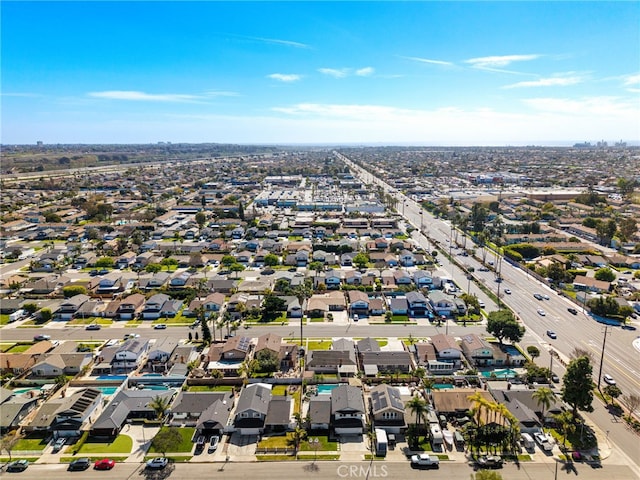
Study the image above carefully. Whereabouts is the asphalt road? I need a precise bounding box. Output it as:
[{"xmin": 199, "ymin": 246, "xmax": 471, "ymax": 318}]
[{"xmin": 2, "ymin": 461, "xmax": 638, "ymax": 480}]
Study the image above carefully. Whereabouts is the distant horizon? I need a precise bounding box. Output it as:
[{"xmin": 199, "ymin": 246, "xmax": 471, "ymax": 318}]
[{"xmin": 2, "ymin": 2, "xmax": 639, "ymax": 145}]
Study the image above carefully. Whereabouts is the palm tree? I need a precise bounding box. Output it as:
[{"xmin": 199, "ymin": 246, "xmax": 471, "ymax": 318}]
[
  {"xmin": 289, "ymin": 426, "xmax": 307, "ymax": 455},
  {"xmin": 553, "ymin": 411, "xmax": 575, "ymax": 448},
  {"xmin": 407, "ymin": 395, "xmax": 428, "ymax": 445},
  {"xmin": 467, "ymin": 391, "xmax": 488, "ymax": 425},
  {"xmin": 532, "ymin": 387, "xmax": 555, "ymax": 424},
  {"xmin": 149, "ymin": 395, "xmax": 171, "ymax": 420}
]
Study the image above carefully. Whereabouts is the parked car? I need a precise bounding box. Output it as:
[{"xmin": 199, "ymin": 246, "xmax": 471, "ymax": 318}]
[
  {"xmin": 477, "ymin": 455, "xmax": 503, "ymax": 469},
  {"xmin": 154, "ymin": 323, "xmax": 167, "ymax": 329},
  {"xmin": 410, "ymin": 453, "xmax": 440, "ymax": 468},
  {"xmin": 551, "ymin": 373, "xmax": 560, "ymax": 383},
  {"xmin": 94, "ymin": 458, "xmax": 115, "ymax": 470},
  {"xmin": 145, "ymin": 457, "xmax": 168, "ymax": 470},
  {"xmin": 534, "ymin": 432, "xmax": 553, "ymax": 451},
  {"xmin": 546, "ymin": 330, "xmax": 557, "ymax": 339},
  {"xmin": 6, "ymin": 460, "xmax": 29, "ymax": 472},
  {"xmin": 68, "ymin": 458, "xmax": 91, "ymax": 471},
  {"xmin": 603, "ymin": 374, "xmax": 616, "ymax": 385},
  {"xmin": 194, "ymin": 435, "xmax": 206, "ymax": 454},
  {"xmin": 86, "ymin": 323, "xmax": 101, "ymax": 330},
  {"xmin": 208, "ymin": 435, "xmax": 219, "ymax": 453},
  {"xmin": 33, "ymin": 334, "xmax": 51, "ymax": 341},
  {"xmin": 52, "ymin": 437, "xmax": 66, "ymax": 452}
]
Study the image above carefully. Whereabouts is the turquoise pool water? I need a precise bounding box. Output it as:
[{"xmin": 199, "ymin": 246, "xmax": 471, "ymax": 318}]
[
  {"xmin": 433, "ymin": 384, "xmax": 454, "ymax": 390},
  {"xmin": 13, "ymin": 387, "xmax": 40, "ymax": 395},
  {"xmin": 96, "ymin": 386, "xmax": 118, "ymax": 395},
  {"xmin": 317, "ymin": 384, "xmax": 339, "ymax": 394},
  {"xmin": 481, "ymin": 369, "xmax": 518, "ymax": 378}
]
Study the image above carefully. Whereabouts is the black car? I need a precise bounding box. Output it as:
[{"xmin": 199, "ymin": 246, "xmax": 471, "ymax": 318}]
[
  {"xmin": 6, "ymin": 460, "xmax": 29, "ymax": 472},
  {"xmin": 567, "ymin": 307, "xmax": 578, "ymax": 315},
  {"xmin": 68, "ymin": 458, "xmax": 91, "ymax": 471}
]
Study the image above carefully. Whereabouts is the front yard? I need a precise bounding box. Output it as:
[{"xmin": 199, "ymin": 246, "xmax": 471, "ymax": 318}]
[
  {"xmin": 147, "ymin": 427, "xmax": 195, "ymax": 453},
  {"xmin": 74, "ymin": 434, "xmax": 133, "ymax": 454}
]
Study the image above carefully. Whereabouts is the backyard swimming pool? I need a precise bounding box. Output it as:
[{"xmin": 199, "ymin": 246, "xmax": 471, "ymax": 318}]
[
  {"xmin": 481, "ymin": 368, "xmax": 519, "ymax": 378},
  {"xmin": 96, "ymin": 375, "xmax": 128, "ymax": 381},
  {"xmin": 317, "ymin": 384, "xmax": 339, "ymax": 394},
  {"xmin": 95, "ymin": 386, "xmax": 118, "ymax": 395}
]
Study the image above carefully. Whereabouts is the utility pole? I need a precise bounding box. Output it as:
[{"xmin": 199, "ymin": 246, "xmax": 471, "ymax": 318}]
[{"xmin": 596, "ymin": 326, "xmax": 611, "ymax": 390}]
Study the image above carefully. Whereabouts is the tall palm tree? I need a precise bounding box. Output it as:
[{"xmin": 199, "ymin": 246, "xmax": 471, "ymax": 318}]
[
  {"xmin": 532, "ymin": 387, "xmax": 555, "ymax": 424},
  {"xmin": 148, "ymin": 395, "xmax": 171, "ymax": 420},
  {"xmin": 407, "ymin": 395, "xmax": 428, "ymax": 442},
  {"xmin": 552, "ymin": 411, "xmax": 576, "ymax": 448},
  {"xmin": 467, "ymin": 391, "xmax": 488, "ymax": 425}
]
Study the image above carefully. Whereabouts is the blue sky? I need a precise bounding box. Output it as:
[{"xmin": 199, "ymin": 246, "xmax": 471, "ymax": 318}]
[{"xmin": 2, "ymin": 1, "xmax": 639, "ymax": 145}]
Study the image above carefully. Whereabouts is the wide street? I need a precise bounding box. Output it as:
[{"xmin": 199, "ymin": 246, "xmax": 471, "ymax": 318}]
[{"xmin": 1, "ymin": 460, "xmax": 637, "ymax": 480}]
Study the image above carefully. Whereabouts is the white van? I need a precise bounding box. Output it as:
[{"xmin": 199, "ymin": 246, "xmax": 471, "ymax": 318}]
[{"xmin": 521, "ymin": 433, "xmax": 534, "ymax": 450}]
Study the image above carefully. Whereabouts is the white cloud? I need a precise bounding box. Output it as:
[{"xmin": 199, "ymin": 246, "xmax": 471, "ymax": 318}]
[
  {"xmin": 401, "ymin": 56, "xmax": 454, "ymax": 66},
  {"xmin": 355, "ymin": 67, "xmax": 374, "ymax": 77},
  {"xmin": 267, "ymin": 73, "xmax": 302, "ymax": 82},
  {"xmin": 623, "ymin": 73, "xmax": 640, "ymax": 86},
  {"xmin": 318, "ymin": 68, "xmax": 349, "ymax": 78},
  {"xmin": 502, "ymin": 76, "xmax": 584, "ymax": 89},
  {"xmin": 204, "ymin": 91, "xmax": 239, "ymax": 97},
  {"xmin": 88, "ymin": 90, "xmax": 201, "ymax": 102},
  {"xmin": 465, "ymin": 54, "xmax": 541, "ymax": 68},
  {"xmin": 0, "ymin": 92, "xmax": 43, "ymax": 97},
  {"xmin": 252, "ymin": 37, "xmax": 310, "ymax": 49},
  {"xmin": 522, "ymin": 96, "xmax": 637, "ymax": 117}
]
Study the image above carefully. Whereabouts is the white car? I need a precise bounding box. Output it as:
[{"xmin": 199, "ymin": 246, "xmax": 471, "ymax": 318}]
[
  {"xmin": 537, "ymin": 309, "xmax": 546, "ymax": 316},
  {"xmin": 504, "ymin": 288, "xmax": 511, "ymax": 294},
  {"xmin": 410, "ymin": 453, "xmax": 440, "ymax": 468},
  {"xmin": 533, "ymin": 432, "xmax": 553, "ymax": 451},
  {"xmin": 603, "ymin": 374, "xmax": 616, "ymax": 385}
]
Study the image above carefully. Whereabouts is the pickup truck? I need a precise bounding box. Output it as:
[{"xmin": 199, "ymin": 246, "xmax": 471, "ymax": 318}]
[{"xmin": 410, "ymin": 453, "xmax": 440, "ymax": 468}]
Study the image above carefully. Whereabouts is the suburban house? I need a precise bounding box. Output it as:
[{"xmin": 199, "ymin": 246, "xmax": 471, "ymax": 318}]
[
  {"xmin": 431, "ymin": 389, "xmax": 494, "ymax": 417},
  {"xmin": 308, "ymin": 395, "xmax": 331, "ymax": 431},
  {"xmin": 306, "ymin": 338, "xmax": 358, "ymax": 376},
  {"xmin": 117, "ymin": 293, "xmax": 146, "ymax": 320},
  {"xmin": 331, "ymin": 385, "xmax": 365, "ymax": 435},
  {"xmin": 147, "ymin": 338, "xmax": 179, "ymax": 372},
  {"xmin": 413, "ymin": 270, "xmax": 433, "ymax": 288},
  {"xmin": 369, "ymin": 384, "xmax": 406, "ymax": 434},
  {"xmin": 306, "ymin": 291, "xmax": 347, "ymax": 316},
  {"xmin": 428, "ymin": 290, "xmax": 457, "ymax": 316},
  {"xmin": 202, "ymin": 292, "xmax": 226, "ymax": 316},
  {"xmin": 430, "ymin": 334, "xmax": 463, "ymax": 370},
  {"xmin": 116, "ymin": 251, "xmax": 136, "ymax": 269},
  {"xmin": 265, "ymin": 395, "xmax": 293, "ymax": 432},
  {"xmin": 57, "ymin": 294, "xmax": 91, "ymax": 320},
  {"xmin": 572, "ymin": 275, "xmax": 612, "ymax": 293},
  {"xmin": 31, "ymin": 353, "xmax": 92, "ymax": 377},
  {"xmin": 406, "ymin": 291, "xmax": 429, "ymax": 317},
  {"xmin": 111, "ymin": 338, "xmax": 149, "ymax": 373},
  {"xmin": 0, "ymin": 388, "xmax": 39, "ymax": 432},
  {"xmin": 141, "ymin": 293, "xmax": 171, "ymax": 320},
  {"xmin": 222, "ymin": 336, "xmax": 252, "ymax": 361},
  {"xmin": 460, "ymin": 334, "xmax": 494, "ymax": 367},
  {"xmin": 489, "ymin": 386, "xmax": 564, "ymax": 430},
  {"xmin": 170, "ymin": 391, "xmax": 234, "ymax": 438},
  {"xmin": 27, "ymin": 388, "xmax": 102, "ymax": 438},
  {"xmin": 360, "ymin": 350, "xmax": 413, "ymax": 376},
  {"xmin": 348, "ymin": 290, "xmax": 370, "ymax": 317},
  {"xmin": 234, "ymin": 383, "xmax": 272, "ymax": 435},
  {"xmin": 92, "ymin": 389, "xmax": 175, "ymax": 437}
]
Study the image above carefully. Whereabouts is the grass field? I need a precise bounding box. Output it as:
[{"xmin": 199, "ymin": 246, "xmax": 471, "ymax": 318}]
[
  {"xmin": 75, "ymin": 434, "xmax": 133, "ymax": 454},
  {"xmin": 14, "ymin": 436, "xmax": 48, "ymax": 451},
  {"xmin": 147, "ymin": 427, "xmax": 195, "ymax": 453},
  {"xmin": 187, "ymin": 385, "xmax": 234, "ymax": 392},
  {"xmin": 4, "ymin": 343, "xmax": 34, "ymax": 353}
]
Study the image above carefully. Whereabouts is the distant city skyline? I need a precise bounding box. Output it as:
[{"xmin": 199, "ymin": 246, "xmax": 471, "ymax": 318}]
[{"xmin": 2, "ymin": 1, "xmax": 639, "ymax": 145}]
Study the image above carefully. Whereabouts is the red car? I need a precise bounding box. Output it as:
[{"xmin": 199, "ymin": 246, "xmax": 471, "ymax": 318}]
[{"xmin": 94, "ymin": 458, "xmax": 115, "ymax": 470}]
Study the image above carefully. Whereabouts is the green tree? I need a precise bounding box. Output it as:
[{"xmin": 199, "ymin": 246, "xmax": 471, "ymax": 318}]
[
  {"xmin": 406, "ymin": 396, "xmax": 428, "ymax": 446},
  {"xmin": 603, "ymin": 384, "xmax": 622, "ymax": 405},
  {"xmin": 594, "ymin": 267, "xmax": 616, "ymax": 282},
  {"xmin": 62, "ymin": 285, "xmax": 87, "ymax": 298},
  {"xmin": 229, "ymin": 262, "xmax": 245, "ymax": 278},
  {"xmin": 532, "ymin": 387, "xmax": 555, "ymax": 422},
  {"xmin": 262, "ymin": 294, "xmax": 287, "ymax": 316},
  {"xmin": 221, "ymin": 255, "xmax": 236, "ymax": 267},
  {"xmin": 95, "ymin": 256, "xmax": 115, "ymax": 268},
  {"xmin": 552, "ymin": 410, "xmax": 576, "ymax": 447},
  {"xmin": 195, "ymin": 211, "xmax": 207, "ymax": 229},
  {"xmin": 160, "ymin": 257, "xmax": 178, "ymax": 270},
  {"xmin": 39, "ymin": 308, "xmax": 53, "ymax": 322},
  {"xmin": 149, "ymin": 395, "xmax": 171, "ymax": 420},
  {"xmin": 145, "ymin": 263, "xmax": 162, "ymax": 273},
  {"xmin": 238, "ymin": 201, "xmax": 245, "ymax": 221},
  {"xmin": 264, "ymin": 253, "xmax": 280, "ymax": 267},
  {"xmin": 486, "ymin": 310, "xmax": 525, "ymax": 345},
  {"xmin": 526, "ymin": 345, "xmax": 540, "ymax": 360},
  {"xmin": 562, "ymin": 356, "xmax": 594, "ymax": 417},
  {"xmin": 151, "ymin": 427, "xmax": 183, "ymax": 456},
  {"xmin": 23, "ymin": 303, "xmax": 38, "ymax": 314},
  {"xmin": 254, "ymin": 349, "xmax": 279, "ymax": 373},
  {"xmin": 352, "ymin": 252, "xmax": 369, "ymax": 269}
]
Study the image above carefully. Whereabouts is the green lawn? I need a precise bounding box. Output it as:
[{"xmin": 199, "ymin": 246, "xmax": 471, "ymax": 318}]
[
  {"xmin": 76, "ymin": 434, "xmax": 133, "ymax": 454},
  {"xmin": 187, "ymin": 385, "xmax": 234, "ymax": 392},
  {"xmin": 68, "ymin": 317, "xmax": 113, "ymax": 325},
  {"xmin": 5, "ymin": 343, "xmax": 34, "ymax": 353},
  {"xmin": 14, "ymin": 437, "xmax": 48, "ymax": 451},
  {"xmin": 306, "ymin": 340, "xmax": 332, "ymax": 350},
  {"xmin": 0, "ymin": 314, "xmax": 11, "ymax": 326},
  {"xmin": 271, "ymin": 385, "xmax": 288, "ymax": 396},
  {"xmin": 147, "ymin": 427, "xmax": 195, "ymax": 453},
  {"xmin": 299, "ymin": 435, "xmax": 337, "ymax": 452}
]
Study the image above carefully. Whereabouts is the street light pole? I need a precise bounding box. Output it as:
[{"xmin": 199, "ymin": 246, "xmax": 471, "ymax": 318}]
[{"xmin": 596, "ymin": 326, "xmax": 611, "ymax": 391}]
